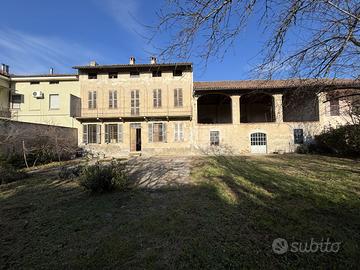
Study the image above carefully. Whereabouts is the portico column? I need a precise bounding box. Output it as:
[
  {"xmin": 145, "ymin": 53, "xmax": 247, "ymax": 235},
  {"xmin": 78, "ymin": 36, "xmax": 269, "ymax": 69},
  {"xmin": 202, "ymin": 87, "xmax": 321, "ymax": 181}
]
[
  {"xmin": 273, "ymin": 94, "xmax": 283, "ymax": 123},
  {"xmin": 231, "ymin": 95, "xmax": 241, "ymax": 124},
  {"xmin": 317, "ymin": 92, "xmax": 326, "ymax": 125}
]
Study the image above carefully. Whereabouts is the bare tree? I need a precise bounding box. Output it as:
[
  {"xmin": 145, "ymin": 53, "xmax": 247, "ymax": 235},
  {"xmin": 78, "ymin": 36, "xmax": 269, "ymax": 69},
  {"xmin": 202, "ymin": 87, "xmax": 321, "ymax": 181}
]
[{"xmin": 153, "ymin": 0, "xmax": 360, "ymax": 79}]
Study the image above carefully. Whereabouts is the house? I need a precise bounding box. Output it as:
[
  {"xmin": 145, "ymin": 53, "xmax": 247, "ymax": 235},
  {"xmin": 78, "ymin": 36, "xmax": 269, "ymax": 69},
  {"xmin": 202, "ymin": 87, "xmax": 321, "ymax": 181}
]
[
  {"xmin": 0, "ymin": 64, "xmax": 11, "ymax": 118},
  {"xmin": 1, "ymin": 58, "xmax": 359, "ymax": 156}
]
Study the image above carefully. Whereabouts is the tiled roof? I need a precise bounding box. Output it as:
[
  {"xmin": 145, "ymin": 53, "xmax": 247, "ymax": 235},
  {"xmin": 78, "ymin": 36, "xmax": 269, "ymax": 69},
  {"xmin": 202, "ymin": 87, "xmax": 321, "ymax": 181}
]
[
  {"xmin": 11, "ymin": 74, "xmax": 77, "ymax": 78},
  {"xmin": 194, "ymin": 79, "xmax": 360, "ymax": 90},
  {"xmin": 73, "ymin": 62, "xmax": 192, "ymax": 70}
]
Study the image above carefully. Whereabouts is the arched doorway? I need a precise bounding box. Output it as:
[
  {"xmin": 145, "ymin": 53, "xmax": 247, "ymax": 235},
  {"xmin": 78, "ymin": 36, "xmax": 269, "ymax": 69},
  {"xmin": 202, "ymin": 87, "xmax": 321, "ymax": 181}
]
[
  {"xmin": 240, "ymin": 93, "xmax": 275, "ymax": 123},
  {"xmin": 250, "ymin": 132, "xmax": 267, "ymax": 153},
  {"xmin": 197, "ymin": 94, "xmax": 232, "ymax": 123}
]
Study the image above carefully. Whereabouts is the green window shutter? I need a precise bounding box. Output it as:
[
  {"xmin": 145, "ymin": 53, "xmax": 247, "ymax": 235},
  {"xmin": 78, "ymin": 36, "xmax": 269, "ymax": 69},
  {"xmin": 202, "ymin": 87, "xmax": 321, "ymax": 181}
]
[
  {"xmin": 105, "ymin": 124, "xmax": 109, "ymax": 143},
  {"xmin": 118, "ymin": 124, "xmax": 123, "ymax": 143},
  {"xmin": 96, "ymin": 124, "xmax": 101, "ymax": 144},
  {"xmin": 83, "ymin": 125, "xmax": 88, "ymax": 144},
  {"xmin": 148, "ymin": 123, "xmax": 153, "ymax": 143}
]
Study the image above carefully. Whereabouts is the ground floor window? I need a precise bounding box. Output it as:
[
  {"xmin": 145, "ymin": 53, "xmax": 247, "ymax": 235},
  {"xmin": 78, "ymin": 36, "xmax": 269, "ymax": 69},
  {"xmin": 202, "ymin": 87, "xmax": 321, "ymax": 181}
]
[
  {"xmin": 148, "ymin": 123, "xmax": 167, "ymax": 142},
  {"xmin": 294, "ymin": 129, "xmax": 304, "ymax": 144},
  {"xmin": 83, "ymin": 124, "xmax": 100, "ymax": 144},
  {"xmin": 174, "ymin": 122, "xmax": 184, "ymax": 142},
  {"xmin": 105, "ymin": 124, "xmax": 123, "ymax": 143},
  {"xmin": 210, "ymin": 131, "xmax": 220, "ymax": 146}
]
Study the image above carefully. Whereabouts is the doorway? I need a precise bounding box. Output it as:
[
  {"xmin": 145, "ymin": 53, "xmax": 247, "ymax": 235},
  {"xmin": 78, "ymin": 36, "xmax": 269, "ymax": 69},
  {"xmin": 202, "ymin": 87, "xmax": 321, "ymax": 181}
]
[
  {"xmin": 250, "ymin": 132, "xmax": 267, "ymax": 154},
  {"xmin": 130, "ymin": 123, "xmax": 141, "ymax": 152}
]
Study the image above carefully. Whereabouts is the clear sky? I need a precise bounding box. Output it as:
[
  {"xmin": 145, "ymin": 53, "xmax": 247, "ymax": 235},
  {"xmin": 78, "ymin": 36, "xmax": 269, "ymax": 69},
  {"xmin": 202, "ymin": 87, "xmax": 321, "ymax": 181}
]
[{"xmin": 0, "ymin": 0, "xmax": 267, "ymax": 81}]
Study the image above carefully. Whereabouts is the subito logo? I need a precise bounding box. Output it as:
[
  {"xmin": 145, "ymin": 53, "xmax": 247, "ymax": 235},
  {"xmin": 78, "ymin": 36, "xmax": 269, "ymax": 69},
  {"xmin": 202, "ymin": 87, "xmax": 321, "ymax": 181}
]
[{"xmin": 272, "ymin": 238, "xmax": 288, "ymax": 254}]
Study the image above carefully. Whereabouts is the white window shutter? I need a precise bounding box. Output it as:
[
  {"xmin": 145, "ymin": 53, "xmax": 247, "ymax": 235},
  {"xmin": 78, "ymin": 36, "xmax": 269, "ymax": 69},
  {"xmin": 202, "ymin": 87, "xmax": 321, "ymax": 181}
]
[
  {"xmin": 83, "ymin": 125, "xmax": 88, "ymax": 144},
  {"xmin": 105, "ymin": 124, "xmax": 109, "ymax": 143},
  {"xmin": 96, "ymin": 124, "xmax": 101, "ymax": 144},
  {"xmin": 118, "ymin": 124, "xmax": 123, "ymax": 143},
  {"xmin": 180, "ymin": 123, "xmax": 184, "ymax": 141},
  {"xmin": 148, "ymin": 123, "xmax": 153, "ymax": 143},
  {"xmin": 163, "ymin": 123, "xmax": 167, "ymax": 142},
  {"xmin": 174, "ymin": 123, "xmax": 178, "ymax": 141}
]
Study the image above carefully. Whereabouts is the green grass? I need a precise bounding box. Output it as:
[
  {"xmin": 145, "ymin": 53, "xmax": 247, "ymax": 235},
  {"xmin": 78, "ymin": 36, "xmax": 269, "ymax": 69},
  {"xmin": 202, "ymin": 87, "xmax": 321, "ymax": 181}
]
[{"xmin": 0, "ymin": 154, "xmax": 359, "ymax": 269}]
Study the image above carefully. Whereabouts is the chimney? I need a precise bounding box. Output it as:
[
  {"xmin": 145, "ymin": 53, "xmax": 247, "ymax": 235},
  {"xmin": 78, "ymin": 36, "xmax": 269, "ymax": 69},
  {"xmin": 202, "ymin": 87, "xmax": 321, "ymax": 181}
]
[
  {"xmin": 49, "ymin": 67, "xmax": 54, "ymax": 75},
  {"xmin": 129, "ymin": 56, "xmax": 135, "ymax": 65},
  {"xmin": 5, "ymin": 65, "xmax": 9, "ymax": 75},
  {"xmin": 0, "ymin": 64, "xmax": 5, "ymax": 74},
  {"xmin": 89, "ymin": 60, "xmax": 98, "ymax": 67},
  {"xmin": 150, "ymin": 56, "xmax": 157, "ymax": 64}
]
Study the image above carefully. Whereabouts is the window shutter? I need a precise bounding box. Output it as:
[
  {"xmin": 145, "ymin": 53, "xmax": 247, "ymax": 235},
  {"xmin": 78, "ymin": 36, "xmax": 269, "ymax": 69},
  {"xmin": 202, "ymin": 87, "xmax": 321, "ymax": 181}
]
[
  {"xmin": 174, "ymin": 89, "xmax": 178, "ymax": 107},
  {"xmin": 83, "ymin": 125, "xmax": 88, "ymax": 144},
  {"xmin": 88, "ymin": 92, "xmax": 92, "ymax": 108},
  {"xmin": 179, "ymin": 123, "xmax": 184, "ymax": 141},
  {"xmin": 105, "ymin": 124, "xmax": 109, "ymax": 143},
  {"xmin": 163, "ymin": 123, "xmax": 167, "ymax": 142},
  {"xmin": 148, "ymin": 123, "xmax": 153, "ymax": 143},
  {"xmin": 93, "ymin": 91, "xmax": 97, "ymax": 109},
  {"xmin": 114, "ymin": 91, "xmax": 118, "ymax": 108},
  {"xmin": 109, "ymin": 91, "xmax": 113, "ymax": 109},
  {"xmin": 153, "ymin": 90, "xmax": 157, "ymax": 107},
  {"xmin": 118, "ymin": 124, "xmax": 123, "ymax": 143},
  {"xmin": 178, "ymin": 89, "xmax": 183, "ymax": 107},
  {"xmin": 158, "ymin": 89, "xmax": 162, "ymax": 107},
  {"xmin": 174, "ymin": 123, "xmax": 178, "ymax": 141},
  {"xmin": 96, "ymin": 124, "xmax": 101, "ymax": 144}
]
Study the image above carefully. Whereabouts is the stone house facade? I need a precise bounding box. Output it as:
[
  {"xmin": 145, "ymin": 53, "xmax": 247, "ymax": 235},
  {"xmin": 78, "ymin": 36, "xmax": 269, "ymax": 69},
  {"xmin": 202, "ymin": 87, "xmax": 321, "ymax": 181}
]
[{"xmin": 1, "ymin": 59, "xmax": 359, "ymax": 157}]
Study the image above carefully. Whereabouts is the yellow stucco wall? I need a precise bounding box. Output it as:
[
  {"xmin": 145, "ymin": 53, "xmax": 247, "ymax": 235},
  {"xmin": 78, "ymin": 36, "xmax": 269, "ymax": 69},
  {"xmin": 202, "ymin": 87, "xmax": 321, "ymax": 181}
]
[
  {"xmin": 10, "ymin": 77, "xmax": 81, "ymax": 128},
  {"xmin": 0, "ymin": 74, "xmax": 10, "ymax": 114}
]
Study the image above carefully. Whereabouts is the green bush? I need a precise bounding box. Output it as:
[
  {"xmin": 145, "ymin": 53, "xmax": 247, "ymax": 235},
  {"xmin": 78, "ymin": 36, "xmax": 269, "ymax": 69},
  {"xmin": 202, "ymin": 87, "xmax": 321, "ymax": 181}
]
[
  {"xmin": 79, "ymin": 161, "xmax": 128, "ymax": 193},
  {"xmin": 59, "ymin": 165, "xmax": 83, "ymax": 180},
  {"xmin": 0, "ymin": 162, "xmax": 28, "ymax": 185},
  {"xmin": 314, "ymin": 124, "xmax": 360, "ymax": 157}
]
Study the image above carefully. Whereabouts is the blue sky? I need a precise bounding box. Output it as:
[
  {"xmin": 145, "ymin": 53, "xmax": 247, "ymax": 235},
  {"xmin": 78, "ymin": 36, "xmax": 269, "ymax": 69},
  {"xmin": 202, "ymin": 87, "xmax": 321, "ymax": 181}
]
[{"xmin": 0, "ymin": 0, "xmax": 267, "ymax": 81}]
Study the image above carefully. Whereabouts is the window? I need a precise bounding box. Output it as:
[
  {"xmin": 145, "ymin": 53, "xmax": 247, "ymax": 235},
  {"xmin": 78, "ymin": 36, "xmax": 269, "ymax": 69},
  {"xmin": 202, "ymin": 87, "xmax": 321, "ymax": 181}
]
[
  {"xmin": 109, "ymin": 90, "xmax": 118, "ymax": 109},
  {"xmin": 88, "ymin": 91, "xmax": 97, "ymax": 109},
  {"xmin": 49, "ymin": 94, "xmax": 60, "ymax": 110},
  {"xmin": 174, "ymin": 88, "xmax": 183, "ymax": 107},
  {"xmin": 88, "ymin": 73, "xmax": 97, "ymax": 79},
  {"xmin": 49, "ymin": 81, "xmax": 59, "ymax": 84},
  {"xmin": 173, "ymin": 70, "xmax": 183, "ymax": 77},
  {"xmin": 210, "ymin": 131, "xmax": 220, "ymax": 146},
  {"xmin": 130, "ymin": 71, "xmax": 140, "ymax": 78},
  {"xmin": 11, "ymin": 94, "xmax": 22, "ymax": 109},
  {"xmin": 105, "ymin": 124, "xmax": 123, "ymax": 143},
  {"xmin": 174, "ymin": 122, "xmax": 184, "ymax": 142},
  {"xmin": 131, "ymin": 90, "xmax": 140, "ymax": 115},
  {"xmin": 294, "ymin": 129, "xmax": 304, "ymax": 144},
  {"xmin": 152, "ymin": 70, "xmax": 162, "ymax": 77},
  {"xmin": 108, "ymin": 72, "xmax": 118, "ymax": 79},
  {"xmin": 148, "ymin": 123, "xmax": 167, "ymax": 142},
  {"xmin": 330, "ymin": 99, "xmax": 340, "ymax": 116},
  {"xmin": 153, "ymin": 89, "xmax": 162, "ymax": 108},
  {"xmin": 250, "ymin": 133, "xmax": 267, "ymax": 146},
  {"xmin": 83, "ymin": 124, "xmax": 101, "ymax": 144},
  {"xmin": 30, "ymin": 81, "xmax": 40, "ymax": 84}
]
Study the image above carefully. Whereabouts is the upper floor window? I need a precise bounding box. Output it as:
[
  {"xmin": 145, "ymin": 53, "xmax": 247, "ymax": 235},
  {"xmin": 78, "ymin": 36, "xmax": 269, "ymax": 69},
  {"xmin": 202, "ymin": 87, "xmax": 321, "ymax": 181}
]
[
  {"xmin": 173, "ymin": 70, "xmax": 183, "ymax": 77},
  {"xmin": 49, "ymin": 81, "xmax": 59, "ymax": 84},
  {"xmin": 109, "ymin": 90, "xmax": 118, "ymax": 109},
  {"xmin": 153, "ymin": 89, "xmax": 162, "ymax": 108},
  {"xmin": 174, "ymin": 122, "xmax": 184, "ymax": 142},
  {"xmin": 88, "ymin": 73, "xmax": 97, "ymax": 79},
  {"xmin": 131, "ymin": 90, "xmax": 140, "ymax": 116},
  {"xmin": 330, "ymin": 99, "xmax": 340, "ymax": 116},
  {"xmin": 174, "ymin": 88, "xmax": 183, "ymax": 107},
  {"xmin": 30, "ymin": 81, "xmax": 40, "ymax": 85},
  {"xmin": 88, "ymin": 91, "xmax": 97, "ymax": 109},
  {"xmin": 152, "ymin": 70, "xmax": 162, "ymax": 77},
  {"xmin": 148, "ymin": 123, "xmax": 167, "ymax": 142},
  {"xmin": 109, "ymin": 72, "xmax": 118, "ymax": 79},
  {"xmin": 130, "ymin": 71, "xmax": 140, "ymax": 78},
  {"xmin": 105, "ymin": 124, "xmax": 123, "ymax": 143},
  {"xmin": 294, "ymin": 129, "xmax": 304, "ymax": 144},
  {"xmin": 49, "ymin": 94, "xmax": 60, "ymax": 110},
  {"xmin": 210, "ymin": 131, "xmax": 220, "ymax": 146}
]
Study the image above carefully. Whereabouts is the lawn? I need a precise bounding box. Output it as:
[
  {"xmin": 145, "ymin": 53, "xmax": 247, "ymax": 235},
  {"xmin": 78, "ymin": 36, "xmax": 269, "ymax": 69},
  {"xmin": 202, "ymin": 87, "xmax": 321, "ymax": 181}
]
[{"xmin": 0, "ymin": 154, "xmax": 359, "ymax": 269}]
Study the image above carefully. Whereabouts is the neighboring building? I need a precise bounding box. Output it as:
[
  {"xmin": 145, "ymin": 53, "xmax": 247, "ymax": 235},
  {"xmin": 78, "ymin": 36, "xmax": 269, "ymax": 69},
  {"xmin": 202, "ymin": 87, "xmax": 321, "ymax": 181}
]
[
  {"xmin": 9, "ymin": 73, "xmax": 81, "ymax": 128},
  {"xmin": 0, "ymin": 64, "xmax": 10, "ymax": 118},
  {"xmin": 1, "ymin": 58, "xmax": 359, "ymax": 156}
]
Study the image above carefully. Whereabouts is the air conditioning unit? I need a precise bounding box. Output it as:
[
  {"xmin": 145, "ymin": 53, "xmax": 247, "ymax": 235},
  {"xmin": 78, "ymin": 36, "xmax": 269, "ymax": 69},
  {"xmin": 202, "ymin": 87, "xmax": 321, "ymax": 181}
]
[{"xmin": 32, "ymin": 91, "xmax": 44, "ymax": 99}]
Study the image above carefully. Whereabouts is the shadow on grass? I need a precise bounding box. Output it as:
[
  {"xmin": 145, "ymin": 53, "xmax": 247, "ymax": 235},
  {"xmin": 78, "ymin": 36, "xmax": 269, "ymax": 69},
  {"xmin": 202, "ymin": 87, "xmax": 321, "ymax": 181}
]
[{"xmin": 0, "ymin": 154, "xmax": 359, "ymax": 269}]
